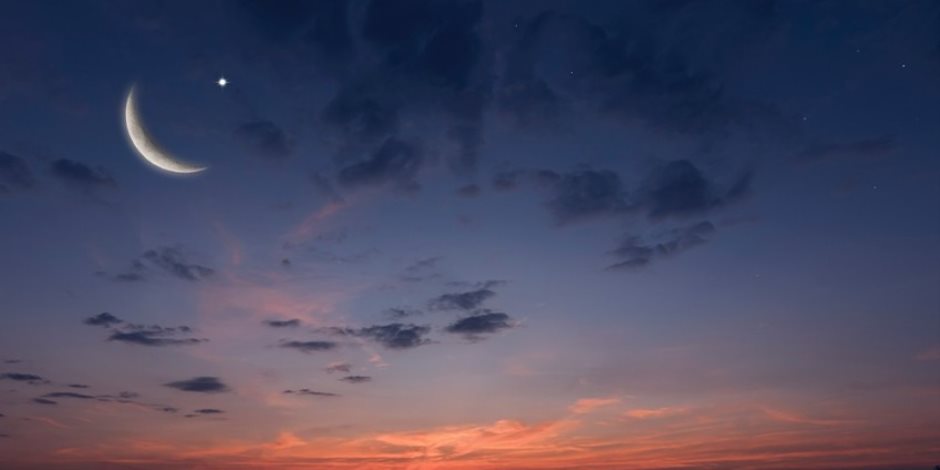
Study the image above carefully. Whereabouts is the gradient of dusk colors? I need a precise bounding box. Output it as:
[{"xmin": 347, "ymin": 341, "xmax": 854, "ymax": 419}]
[{"xmin": 1, "ymin": 1, "xmax": 939, "ymax": 469}]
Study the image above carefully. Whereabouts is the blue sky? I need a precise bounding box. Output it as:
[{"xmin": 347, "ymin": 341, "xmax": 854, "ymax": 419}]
[{"xmin": 0, "ymin": 1, "xmax": 938, "ymax": 468}]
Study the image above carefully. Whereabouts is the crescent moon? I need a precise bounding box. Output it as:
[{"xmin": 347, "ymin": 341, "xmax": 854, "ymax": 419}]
[{"xmin": 124, "ymin": 86, "xmax": 208, "ymax": 175}]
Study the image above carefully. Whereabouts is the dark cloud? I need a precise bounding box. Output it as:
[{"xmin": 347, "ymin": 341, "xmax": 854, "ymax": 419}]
[
  {"xmin": 41, "ymin": 392, "xmax": 96, "ymax": 400},
  {"xmin": 234, "ymin": 120, "xmax": 292, "ymax": 159},
  {"xmin": 500, "ymin": 6, "xmax": 783, "ymax": 135},
  {"xmin": 608, "ymin": 221, "xmax": 716, "ymax": 270},
  {"xmin": 107, "ymin": 325, "xmax": 206, "ymax": 347},
  {"xmin": 279, "ymin": 340, "xmax": 338, "ymax": 353},
  {"xmin": 164, "ymin": 377, "xmax": 230, "ymax": 394},
  {"xmin": 385, "ymin": 307, "xmax": 422, "ymax": 319},
  {"xmin": 639, "ymin": 160, "xmax": 750, "ymax": 220},
  {"xmin": 0, "ymin": 151, "xmax": 35, "ymax": 195},
  {"xmin": 430, "ymin": 288, "xmax": 495, "ymax": 311},
  {"xmin": 340, "ymin": 375, "xmax": 372, "ymax": 384},
  {"xmin": 49, "ymin": 158, "xmax": 116, "ymax": 191},
  {"xmin": 192, "ymin": 408, "xmax": 224, "ymax": 415},
  {"xmin": 799, "ymin": 135, "xmax": 897, "ymax": 162},
  {"xmin": 0, "ymin": 373, "xmax": 48, "ymax": 385},
  {"xmin": 322, "ymin": 91, "xmax": 400, "ymax": 152},
  {"xmin": 83, "ymin": 312, "xmax": 123, "ymax": 327},
  {"xmin": 67, "ymin": 384, "xmax": 89, "ymax": 389},
  {"xmin": 105, "ymin": 247, "xmax": 215, "ymax": 282},
  {"xmin": 283, "ymin": 388, "xmax": 339, "ymax": 397},
  {"xmin": 325, "ymin": 362, "xmax": 351, "ymax": 373},
  {"xmin": 32, "ymin": 398, "xmax": 56, "ymax": 405},
  {"xmin": 328, "ymin": 323, "xmax": 432, "ymax": 350},
  {"xmin": 337, "ymin": 138, "xmax": 423, "ymax": 192},
  {"xmin": 401, "ymin": 256, "xmax": 441, "ymax": 282},
  {"xmin": 83, "ymin": 312, "xmax": 206, "ymax": 347},
  {"xmin": 456, "ymin": 184, "xmax": 481, "ymax": 198},
  {"xmin": 316, "ymin": 0, "xmax": 488, "ymax": 182},
  {"xmin": 263, "ymin": 318, "xmax": 302, "ymax": 328},
  {"xmin": 541, "ymin": 169, "xmax": 629, "ymax": 225},
  {"xmin": 445, "ymin": 310, "xmax": 516, "ymax": 339},
  {"xmin": 141, "ymin": 246, "xmax": 215, "ymax": 281}
]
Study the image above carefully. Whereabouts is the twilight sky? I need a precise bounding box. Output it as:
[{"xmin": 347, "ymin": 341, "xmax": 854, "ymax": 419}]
[{"xmin": 1, "ymin": 1, "xmax": 939, "ymax": 469}]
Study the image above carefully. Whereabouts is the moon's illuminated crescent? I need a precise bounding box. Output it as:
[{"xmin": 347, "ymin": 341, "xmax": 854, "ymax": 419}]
[{"xmin": 124, "ymin": 86, "xmax": 207, "ymax": 175}]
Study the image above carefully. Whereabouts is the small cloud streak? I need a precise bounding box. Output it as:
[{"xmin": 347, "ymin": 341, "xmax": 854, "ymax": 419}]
[{"xmin": 569, "ymin": 397, "xmax": 620, "ymax": 414}]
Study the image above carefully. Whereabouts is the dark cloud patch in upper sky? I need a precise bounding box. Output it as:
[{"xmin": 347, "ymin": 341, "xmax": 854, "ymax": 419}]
[
  {"xmin": 108, "ymin": 325, "xmax": 206, "ymax": 348},
  {"xmin": 67, "ymin": 384, "xmax": 89, "ymax": 389},
  {"xmin": 328, "ymin": 323, "xmax": 432, "ymax": 350},
  {"xmin": 430, "ymin": 288, "xmax": 495, "ymax": 311},
  {"xmin": 608, "ymin": 221, "xmax": 716, "ymax": 270},
  {"xmin": 340, "ymin": 375, "xmax": 371, "ymax": 384},
  {"xmin": 500, "ymin": 5, "xmax": 785, "ymax": 135},
  {"xmin": 83, "ymin": 314, "xmax": 206, "ymax": 347},
  {"xmin": 234, "ymin": 120, "xmax": 293, "ymax": 159},
  {"xmin": 164, "ymin": 377, "xmax": 230, "ymax": 394},
  {"xmin": 385, "ymin": 307, "xmax": 422, "ymax": 319},
  {"xmin": 141, "ymin": 247, "xmax": 215, "ymax": 282},
  {"xmin": 322, "ymin": 91, "xmax": 400, "ymax": 153},
  {"xmin": 284, "ymin": 388, "xmax": 339, "ymax": 397},
  {"xmin": 104, "ymin": 247, "xmax": 215, "ymax": 282},
  {"xmin": 83, "ymin": 312, "xmax": 123, "ymax": 328},
  {"xmin": 263, "ymin": 319, "xmax": 301, "ymax": 328},
  {"xmin": 337, "ymin": 138, "xmax": 423, "ymax": 192},
  {"xmin": 279, "ymin": 340, "xmax": 338, "ymax": 353},
  {"xmin": 32, "ymin": 398, "xmax": 56, "ymax": 405},
  {"xmin": 0, "ymin": 151, "xmax": 35, "ymax": 195},
  {"xmin": 445, "ymin": 310, "xmax": 516, "ymax": 340},
  {"xmin": 540, "ymin": 169, "xmax": 629, "ymax": 225},
  {"xmin": 192, "ymin": 408, "xmax": 224, "ymax": 415},
  {"xmin": 1, "ymin": 373, "xmax": 48, "ymax": 385},
  {"xmin": 401, "ymin": 256, "xmax": 441, "ymax": 282},
  {"xmin": 49, "ymin": 159, "xmax": 116, "ymax": 192},
  {"xmin": 640, "ymin": 160, "xmax": 751, "ymax": 221},
  {"xmin": 41, "ymin": 392, "xmax": 96, "ymax": 400}
]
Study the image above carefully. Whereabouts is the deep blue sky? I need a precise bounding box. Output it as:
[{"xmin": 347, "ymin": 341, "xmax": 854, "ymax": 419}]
[{"xmin": 1, "ymin": 1, "xmax": 938, "ymax": 468}]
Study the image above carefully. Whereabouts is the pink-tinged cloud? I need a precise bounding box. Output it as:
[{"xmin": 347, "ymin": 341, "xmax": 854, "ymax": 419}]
[
  {"xmin": 283, "ymin": 201, "xmax": 346, "ymax": 247},
  {"xmin": 568, "ymin": 397, "xmax": 620, "ymax": 414}
]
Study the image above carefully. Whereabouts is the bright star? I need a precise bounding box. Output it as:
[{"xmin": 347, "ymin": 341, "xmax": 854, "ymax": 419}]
[{"xmin": 217, "ymin": 77, "xmax": 228, "ymax": 88}]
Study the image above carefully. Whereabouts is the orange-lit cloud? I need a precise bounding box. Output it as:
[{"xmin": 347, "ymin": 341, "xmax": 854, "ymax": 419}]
[{"xmin": 622, "ymin": 406, "xmax": 688, "ymax": 419}]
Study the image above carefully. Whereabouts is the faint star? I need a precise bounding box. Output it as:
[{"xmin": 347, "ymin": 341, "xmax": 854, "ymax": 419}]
[
  {"xmin": 217, "ymin": 77, "xmax": 228, "ymax": 88},
  {"xmin": 802, "ymin": 116, "xmax": 808, "ymax": 121},
  {"xmin": 901, "ymin": 64, "xmax": 907, "ymax": 69}
]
